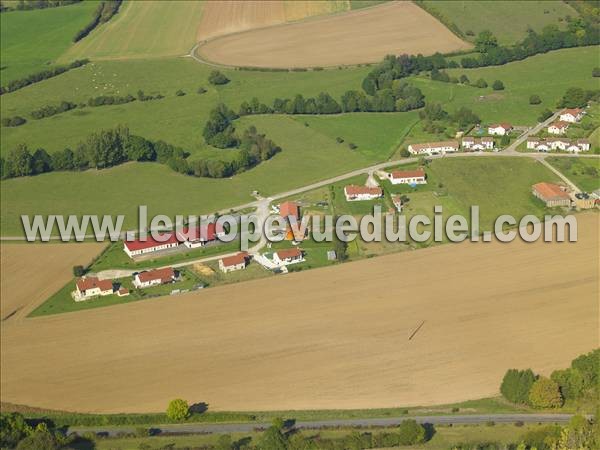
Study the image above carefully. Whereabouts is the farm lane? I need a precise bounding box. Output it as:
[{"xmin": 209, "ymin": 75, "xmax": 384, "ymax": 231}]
[
  {"xmin": 70, "ymin": 413, "xmax": 583, "ymax": 437},
  {"xmin": 504, "ymin": 110, "xmax": 562, "ymax": 154}
]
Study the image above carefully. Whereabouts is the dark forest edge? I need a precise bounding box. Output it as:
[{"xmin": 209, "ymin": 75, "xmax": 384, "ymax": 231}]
[
  {"xmin": 0, "ymin": 0, "xmax": 81, "ymax": 13},
  {"xmin": 72, "ymin": 0, "xmax": 121, "ymax": 42}
]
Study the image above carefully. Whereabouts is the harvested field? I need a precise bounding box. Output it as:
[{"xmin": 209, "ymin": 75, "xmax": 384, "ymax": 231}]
[
  {"xmin": 0, "ymin": 243, "xmax": 107, "ymax": 322},
  {"xmin": 197, "ymin": 0, "xmax": 349, "ymax": 42},
  {"xmin": 1, "ymin": 213, "xmax": 598, "ymax": 413},
  {"xmin": 196, "ymin": 2, "xmax": 471, "ymax": 68}
]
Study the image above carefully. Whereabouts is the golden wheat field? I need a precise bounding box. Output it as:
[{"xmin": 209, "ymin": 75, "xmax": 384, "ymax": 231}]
[
  {"xmin": 0, "ymin": 214, "xmax": 597, "ymax": 413},
  {"xmin": 196, "ymin": 2, "xmax": 471, "ymax": 68}
]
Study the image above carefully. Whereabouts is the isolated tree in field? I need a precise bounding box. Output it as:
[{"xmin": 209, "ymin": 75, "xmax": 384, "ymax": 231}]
[
  {"xmin": 396, "ymin": 419, "xmax": 426, "ymax": 445},
  {"xmin": 529, "ymin": 95, "xmax": 542, "ymax": 105},
  {"xmin": 208, "ymin": 70, "xmax": 230, "ymax": 85},
  {"xmin": 166, "ymin": 399, "xmax": 190, "ymax": 421},
  {"xmin": 593, "ymin": 67, "xmax": 600, "ymax": 77},
  {"xmin": 500, "ymin": 368, "xmax": 536, "ymax": 404},
  {"xmin": 529, "ymin": 377, "xmax": 563, "ymax": 408},
  {"xmin": 459, "ymin": 74, "xmax": 469, "ymax": 84},
  {"xmin": 72, "ymin": 265, "xmax": 85, "ymax": 277},
  {"xmin": 474, "ymin": 78, "xmax": 488, "ymax": 88},
  {"xmin": 492, "ymin": 80, "xmax": 505, "ymax": 90}
]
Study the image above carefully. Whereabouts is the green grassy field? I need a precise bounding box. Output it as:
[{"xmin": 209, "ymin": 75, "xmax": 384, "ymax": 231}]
[
  {"xmin": 420, "ymin": 0, "xmax": 578, "ymax": 45},
  {"xmin": 546, "ymin": 157, "xmax": 600, "ymax": 192},
  {"xmin": 0, "ymin": 1, "xmax": 99, "ymax": 83},
  {"xmin": 58, "ymin": 1, "xmax": 204, "ymax": 62}
]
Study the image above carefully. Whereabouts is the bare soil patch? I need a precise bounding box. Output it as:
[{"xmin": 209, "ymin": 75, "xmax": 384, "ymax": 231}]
[
  {"xmin": 197, "ymin": 2, "xmax": 471, "ymax": 68},
  {"xmin": 1, "ymin": 214, "xmax": 597, "ymax": 413},
  {"xmin": 0, "ymin": 243, "xmax": 106, "ymax": 322},
  {"xmin": 192, "ymin": 263, "xmax": 215, "ymax": 277}
]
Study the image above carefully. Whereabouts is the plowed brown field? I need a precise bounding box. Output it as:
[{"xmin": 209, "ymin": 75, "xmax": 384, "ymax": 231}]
[
  {"xmin": 0, "ymin": 214, "xmax": 598, "ymax": 413},
  {"xmin": 196, "ymin": 2, "xmax": 471, "ymax": 68}
]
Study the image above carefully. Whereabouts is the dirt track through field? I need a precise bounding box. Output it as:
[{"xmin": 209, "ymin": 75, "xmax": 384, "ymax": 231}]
[
  {"xmin": 197, "ymin": 2, "xmax": 471, "ymax": 68},
  {"xmin": 0, "ymin": 243, "xmax": 106, "ymax": 322},
  {"xmin": 1, "ymin": 214, "xmax": 598, "ymax": 413}
]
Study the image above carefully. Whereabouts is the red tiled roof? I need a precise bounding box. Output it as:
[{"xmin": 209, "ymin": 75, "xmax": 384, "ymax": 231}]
[
  {"xmin": 76, "ymin": 277, "xmax": 112, "ymax": 293},
  {"xmin": 177, "ymin": 223, "xmax": 224, "ymax": 242},
  {"xmin": 276, "ymin": 248, "xmax": 302, "ymax": 260},
  {"xmin": 124, "ymin": 233, "xmax": 179, "ymax": 252},
  {"xmin": 489, "ymin": 123, "xmax": 512, "ymax": 130},
  {"xmin": 562, "ymin": 108, "xmax": 582, "ymax": 116},
  {"xmin": 549, "ymin": 121, "xmax": 569, "ymax": 129},
  {"xmin": 279, "ymin": 201, "xmax": 300, "ymax": 219},
  {"xmin": 390, "ymin": 168, "xmax": 425, "ymax": 180},
  {"xmin": 344, "ymin": 185, "xmax": 383, "ymax": 196},
  {"xmin": 137, "ymin": 267, "xmax": 175, "ymax": 284},
  {"xmin": 533, "ymin": 182, "xmax": 570, "ymax": 201},
  {"xmin": 221, "ymin": 252, "xmax": 248, "ymax": 267}
]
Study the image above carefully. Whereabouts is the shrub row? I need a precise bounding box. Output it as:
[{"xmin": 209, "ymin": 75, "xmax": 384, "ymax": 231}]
[
  {"xmin": 0, "ymin": 59, "xmax": 88, "ymax": 95},
  {"xmin": 73, "ymin": 0, "xmax": 122, "ymax": 42}
]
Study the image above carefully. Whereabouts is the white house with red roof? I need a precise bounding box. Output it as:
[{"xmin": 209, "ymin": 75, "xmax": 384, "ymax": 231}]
[
  {"xmin": 387, "ymin": 168, "xmax": 426, "ymax": 185},
  {"xmin": 407, "ymin": 141, "xmax": 458, "ymax": 156},
  {"xmin": 559, "ymin": 108, "xmax": 584, "ymax": 123},
  {"xmin": 123, "ymin": 233, "xmax": 179, "ymax": 258},
  {"xmin": 73, "ymin": 276, "xmax": 113, "ymax": 301},
  {"xmin": 344, "ymin": 185, "xmax": 383, "ymax": 201},
  {"xmin": 548, "ymin": 121, "xmax": 569, "ymax": 135},
  {"xmin": 279, "ymin": 201, "xmax": 300, "ymax": 221},
  {"xmin": 219, "ymin": 252, "xmax": 249, "ymax": 273},
  {"xmin": 487, "ymin": 123, "xmax": 513, "ymax": 136},
  {"xmin": 176, "ymin": 223, "xmax": 225, "ymax": 249},
  {"xmin": 462, "ymin": 137, "xmax": 494, "ymax": 150},
  {"xmin": 133, "ymin": 267, "xmax": 176, "ymax": 289},
  {"xmin": 527, "ymin": 137, "xmax": 590, "ymax": 152},
  {"xmin": 273, "ymin": 248, "xmax": 304, "ymax": 265},
  {"xmin": 391, "ymin": 195, "xmax": 403, "ymax": 212}
]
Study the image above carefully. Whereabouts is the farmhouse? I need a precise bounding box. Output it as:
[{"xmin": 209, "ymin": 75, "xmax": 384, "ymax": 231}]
[
  {"xmin": 532, "ymin": 182, "xmax": 571, "ymax": 207},
  {"xmin": 73, "ymin": 277, "xmax": 113, "ymax": 301},
  {"xmin": 407, "ymin": 141, "xmax": 459, "ymax": 156},
  {"xmin": 487, "ymin": 123, "xmax": 513, "ymax": 136},
  {"xmin": 462, "ymin": 137, "xmax": 494, "ymax": 151},
  {"xmin": 526, "ymin": 138, "xmax": 590, "ymax": 152},
  {"xmin": 133, "ymin": 267, "xmax": 176, "ymax": 289},
  {"xmin": 273, "ymin": 248, "xmax": 304, "ymax": 265},
  {"xmin": 176, "ymin": 223, "xmax": 225, "ymax": 249},
  {"xmin": 388, "ymin": 168, "xmax": 426, "ymax": 185},
  {"xmin": 391, "ymin": 195, "xmax": 403, "ymax": 212},
  {"xmin": 547, "ymin": 121, "xmax": 569, "ymax": 135},
  {"xmin": 559, "ymin": 108, "xmax": 584, "ymax": 123},
  {"xmin": 219, "ymin": 252, "xmax": 249, "ymax": 273},
  {"xmin": 279, "ymin": 201, "xmax": 300, "ymax": 221},
  {"xmin": 123, "ymin": 233, "xmax": 179, "ymax": 258},
  {"xmin": 344, "ymin": 185, "xmax": 383, "ymax": 201}
]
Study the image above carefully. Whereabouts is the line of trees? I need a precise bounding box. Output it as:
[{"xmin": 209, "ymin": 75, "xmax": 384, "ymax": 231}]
[
  {"xmin": 73, "ymin": 0, "xmax": 122, "ymax": 42},
  {"xmin": 1, "ymin": 116, "xmax": 27, "ymax": 127},
  {"xmin": 30, "ymin": 101, "xmax": 76, "ymax": 119},
  {"xmin": 557, "ymin": 86, "xmax": 600, "ymax": 108},
  {"xmin": 1, "ymin": 123, "xmax": 281, "ymax": 180},
  {"xmin": 500, "ymin": 348, "xmax": 599, "ymax": 409},
  {"xmin": 0, "ymin": 59, "xmax": 88, "ymax": 95},
  {"xmin": 0, "ymin": 0, "xmax": 81, "ymax": 12}
]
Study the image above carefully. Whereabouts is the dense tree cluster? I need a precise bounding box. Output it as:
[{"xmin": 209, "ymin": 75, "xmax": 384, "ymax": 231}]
[
  {"xmin": 557, "ymin": 86, "xmax": 600, "ymax": 108},
  {"xmin": 529, "ymin": 94, "xmax": 542, "ymax": 105},
  {"xmin": 0, "ymin": 59, "xmax": 88, "ymax": 95},
  {"xmin": 73, "ymin": 0, "xmax": 122, "ymax": 42},
  {"xmin": 1, "ymin": 116, "xmax": 27, "ymax": 127},
  {"xmin": 203, "ymin": 103, "xmax": 239, "ymax": 148},
  {"xmin": 0, "ymin": 0, "xmax": 80, "ymax": 12},
  {"xmin": 593, "ymin": 67, "xmax": 600, "ymax": 77},
  {"xmin": 30, "ymin": 101, "xmax": 76, "ymax": 119},
  {"xmin": 492, "ymin": 80, "xmax": 505, "ymax": 91},
  {"xmin": 208, "ymin": 70, "xmax": 230, "ymax": 85},
  {"xmin": 87, "ymin": 94, "xmax": 135, "ymax": 107}
]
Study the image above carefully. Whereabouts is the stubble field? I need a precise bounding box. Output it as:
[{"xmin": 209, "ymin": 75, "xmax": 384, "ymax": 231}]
[
  {"xmin": 196, "ymin": 2, "xmax": 471, "ymax": 68},
  {"xmin": 1, "ymin": 214, "xmax": 597, "ymax": 413}
]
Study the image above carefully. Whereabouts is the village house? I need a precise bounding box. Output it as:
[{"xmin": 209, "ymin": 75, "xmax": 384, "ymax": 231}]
[
  {"xmin": 273, "ymin": 248, "xmax": 304, "ymax": 265},
  {"xmin": 133, "ymin": 267, "xmax": 176, "ymax": 289},
  {"xmin": 387, "ymin": 168, "xmax": 427, "ymax": 185},
  {"xmin": 547, "ymin": 121, "xmax": 569, "ymax": 135},
  {"xmin": 391, "ymin": 195, "xmax": 403, "ymax": 212},
  {"xmin": 279, "ymin": 201, "xmax": 300, "ymax": 221},
  {"xmin": 532, "ymin": 182, "xmax": 571, "ymax": 207},
  {"xmin": 73, "ymin": 276, "xmax": 113, "ymax": 301},
  {"xmin": 344, "ymin": 185, "xmax": 383, "ymax": 201},
  {"xmin": 407, "ymin": 141, "xmax": 459, "ymax": 156},
  {"xmin": 462, "ymin": 137, "xmax": 494, "ymax": 151},
  {"xmin": 123, "ymin": 232, "xmax": 179, "ymax": 258},
  {"xmin": 487, "ymin": 123, "xmax": 513, "ymax": 136},
  {"xmin": 176, "ymin": 223, "xmax": 225, "ymax": 249},
  {"xmin": 559, "ymin": 108, "xmax": 584, "ymax": 123},
  {"xmin": 526, "ymin": 138, "xmax": 590, "ymax": 152},
  {"xmin": 219, "ymin": 252, "xmax": 249, "ymax": 273},
  {"xmin": 117, "ymin": 287, "xmax": 130, "ymax": 297}
]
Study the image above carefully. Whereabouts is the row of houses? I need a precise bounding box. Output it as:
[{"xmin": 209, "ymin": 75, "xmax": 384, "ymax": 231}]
[
  {"xmin": 526, "ymin": 137, "xmax": 591, "ymax": 152},
  {"xmin": 547, "ymin": 108, "xmax": 585, "ymax": 135}
]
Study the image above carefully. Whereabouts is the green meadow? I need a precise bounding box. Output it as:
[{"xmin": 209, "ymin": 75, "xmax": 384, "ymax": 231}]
[
  {"xmin": 420, "ymin": 0, "xmax": 578, "ymax": 44},
  {"xmin": 546, "ymin": 157, "xmax": 600, "ymax": 192},
  {"xmin": 0, "ymin": 1, "xmax": 99, "ymax": 83}
]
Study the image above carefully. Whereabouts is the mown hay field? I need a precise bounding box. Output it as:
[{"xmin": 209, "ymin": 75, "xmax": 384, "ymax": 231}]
[
  {"xmin": 1, "ymin": 214, "xmax": 597, "ymax": 413},
  {"xmin": 196, "ymin": 2, "xmax": 471, "ymax": 68}
]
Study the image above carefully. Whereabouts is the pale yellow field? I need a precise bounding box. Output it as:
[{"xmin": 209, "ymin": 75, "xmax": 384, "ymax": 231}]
[
  {"xmin": 0, "ymin": 243, "xmax": 107, "ymax": 321},
  {"xmin": 197, "ymin": 2, "xmax": 471, "ymax": 68},
  {"xmin": 197, "ymin": 0, "xmax": 349, "ymax": 42},
  {"xmin": 1, "ymin": 214, "xmax": 598, "ymax": 413}
]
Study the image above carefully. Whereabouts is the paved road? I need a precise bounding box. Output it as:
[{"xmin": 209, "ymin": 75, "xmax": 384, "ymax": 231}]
[
  {"xmin": 504, "ymin": 111, "xmax": 562, "ymax": 154},
  {"xmin": 70, "ymin": 413, "xmax": 579, "ymax": 436}
]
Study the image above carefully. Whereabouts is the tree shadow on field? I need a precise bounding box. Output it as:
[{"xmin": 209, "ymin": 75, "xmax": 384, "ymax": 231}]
[{"xmin": 189, "ymin": 402, "xmax": 208, "ymax": 414}]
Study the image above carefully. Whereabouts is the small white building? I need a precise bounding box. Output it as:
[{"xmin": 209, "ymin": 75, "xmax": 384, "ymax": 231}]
[
  {"xmin": 344, "ymin": 185, "xmax": 383, "ymax": 201},
  {"xmin": 388, "ymin": 168, "xmax": 426, "ymax": 185},
  {"xmin": 219, "ymin": 252, "xmax": 249, "ymax": 273},
  {"xmin": 487, "ymin": 123, "xmax": 513, "ymax": 136},
  {"xmin": 547, "ymin": 121, "xmax": 569, "ymax": 135},
  {"xmin": 74, "ymin": 277, "xmax": 113, "ymax": 301},
  {"xmin": 391, "ymin": 195, "xmax": 403, "ymax": 212},
  {"xmin": 526, "ymin": 137, "xmax": 590, "ymax": 153},
  {"xmin": 462, "ymin": 137, "xmax": 494, "ymax": 151},
  {"xmin": 559, "ymin": 108, "xmax": 584, "ymax": 123},
  {"xmin": 407, "ymin": 141, "xmax": 459, "ymax": 156},
  {"xmin": 133, "ymin": 267, "xmax": 176, "ymax": 289},
  {"xmin": 273, "ymin": 248, "xmax": 304, "ymax": 265}
]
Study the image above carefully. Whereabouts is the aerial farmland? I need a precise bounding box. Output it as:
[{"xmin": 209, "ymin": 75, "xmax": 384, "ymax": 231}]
[{"xmin": 0, "ymin": 1, "xmax": 599, "ymax": 449}]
